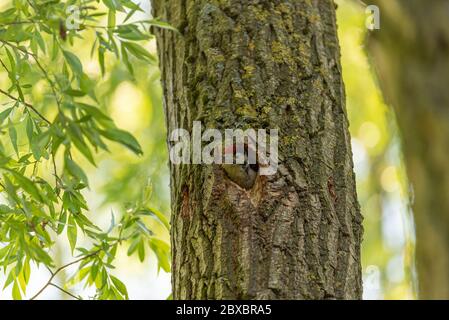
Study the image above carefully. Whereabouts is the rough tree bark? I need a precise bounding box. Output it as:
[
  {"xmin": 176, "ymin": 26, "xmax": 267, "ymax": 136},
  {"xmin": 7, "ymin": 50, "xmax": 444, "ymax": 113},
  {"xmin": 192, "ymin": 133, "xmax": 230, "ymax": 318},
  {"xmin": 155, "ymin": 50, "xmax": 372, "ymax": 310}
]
[
  {"xmin": 152, "ymin": 0, "xmax": 363, "ymax": 299},
  {"xmin": 367, "ymin": 0, "xmax": 449, "ymax": 299}
]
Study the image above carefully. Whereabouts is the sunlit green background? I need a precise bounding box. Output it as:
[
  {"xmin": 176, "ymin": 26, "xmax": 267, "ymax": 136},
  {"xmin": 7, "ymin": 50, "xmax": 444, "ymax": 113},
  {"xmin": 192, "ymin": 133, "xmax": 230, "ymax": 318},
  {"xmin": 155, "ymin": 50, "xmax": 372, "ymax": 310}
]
[
  {"xmin": 337, "ymin": 0, "xmax": 415, "ymax": 299},
  {"xmin": 0, "ymin": 0, "xmax": 416, "ymax": 299}
]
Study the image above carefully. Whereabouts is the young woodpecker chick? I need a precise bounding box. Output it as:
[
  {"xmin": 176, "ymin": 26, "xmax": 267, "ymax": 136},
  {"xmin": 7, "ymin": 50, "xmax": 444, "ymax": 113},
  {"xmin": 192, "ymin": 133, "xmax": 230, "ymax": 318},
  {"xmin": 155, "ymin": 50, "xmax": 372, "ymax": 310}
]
[{"xmin": 222, "ymin": 144, "xmax": 259, "ymax": 190}]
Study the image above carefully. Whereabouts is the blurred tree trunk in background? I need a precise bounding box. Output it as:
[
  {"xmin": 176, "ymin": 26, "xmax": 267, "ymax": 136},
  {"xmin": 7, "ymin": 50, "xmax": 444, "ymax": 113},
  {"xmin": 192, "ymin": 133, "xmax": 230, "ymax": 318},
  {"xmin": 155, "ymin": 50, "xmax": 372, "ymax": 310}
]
[
  {"xmin": 367, "ymin": 0, "xmax": 449, "ymax": 299},
  {"xmin": 152, "ymin": 0, "xmax": 363, "ymax": 299}
]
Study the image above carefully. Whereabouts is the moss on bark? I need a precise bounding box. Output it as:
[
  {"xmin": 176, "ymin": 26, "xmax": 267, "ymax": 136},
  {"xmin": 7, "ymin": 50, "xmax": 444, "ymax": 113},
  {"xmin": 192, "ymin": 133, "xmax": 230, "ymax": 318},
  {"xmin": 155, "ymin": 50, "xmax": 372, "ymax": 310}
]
[{"xmin": 153, "ymin": 0, "xmax": 362, "ymax": 299}]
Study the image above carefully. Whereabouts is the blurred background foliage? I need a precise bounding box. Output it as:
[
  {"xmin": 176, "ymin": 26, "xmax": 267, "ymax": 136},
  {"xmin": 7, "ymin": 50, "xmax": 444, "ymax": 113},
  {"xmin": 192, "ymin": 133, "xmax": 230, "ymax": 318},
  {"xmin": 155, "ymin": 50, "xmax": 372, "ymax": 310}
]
[
  {"xmin": 337, "ymin": 0, "xmax": 415, "ymax": 299},
  {"xmin": 0, "ymin": 0, "xmax": 416, "ymax": 299}
]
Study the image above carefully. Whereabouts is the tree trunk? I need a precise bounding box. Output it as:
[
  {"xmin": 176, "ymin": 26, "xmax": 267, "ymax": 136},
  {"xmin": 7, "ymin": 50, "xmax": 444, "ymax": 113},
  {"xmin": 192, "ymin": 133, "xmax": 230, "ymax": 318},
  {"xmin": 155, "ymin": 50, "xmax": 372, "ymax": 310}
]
[
  {"xmin": 152, "ymin": 0, "xmax": 363, "ymax": 299},
  {"xmin": 367, "ymin": 0, "xmax": 449, "ymax": 299}
]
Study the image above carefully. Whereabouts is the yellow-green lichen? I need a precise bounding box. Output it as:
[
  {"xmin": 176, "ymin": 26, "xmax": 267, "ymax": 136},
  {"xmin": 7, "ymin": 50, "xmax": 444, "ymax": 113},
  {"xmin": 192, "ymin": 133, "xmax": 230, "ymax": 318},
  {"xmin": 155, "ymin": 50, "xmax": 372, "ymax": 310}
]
[
  {"xmin": 236, "ymin": 104, "xmax": 258, "ymax": 118},
  {"xmin": 271, "ymin": 41, "xmax": 295, "ymax": 66},
  {"xmin": 242, "ymin": 65, "xmax": 256, "ymax": 79},
  {"xmin": 250, "ymin": 5, "xmax": 269, "ymax": 22}
]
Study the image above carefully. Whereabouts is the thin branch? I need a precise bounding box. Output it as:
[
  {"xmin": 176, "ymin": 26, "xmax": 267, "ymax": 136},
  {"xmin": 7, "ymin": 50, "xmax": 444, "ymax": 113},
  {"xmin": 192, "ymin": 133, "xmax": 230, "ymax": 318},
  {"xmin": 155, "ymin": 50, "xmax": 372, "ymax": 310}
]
[
  {"xmin": 49, "ymin": 283, "xmax": 81, "ymax": 300},
  {"xmin": 44, "ymin": 265, "xmax": 54, "ymax": 276},
  {"xmin": 52, "ymin": 155, "xmax": 61, "ymax": 187},
  {"xmin": 0, "ymin": 57, "xmax": 10, "ymax": 73},
  {"xmin": 0, "ymin": 88, "xmax": 51, "ymax": 125},
  {"xmin": 30, "ymin": 251, "xmax": 99, "ymax": 300}
]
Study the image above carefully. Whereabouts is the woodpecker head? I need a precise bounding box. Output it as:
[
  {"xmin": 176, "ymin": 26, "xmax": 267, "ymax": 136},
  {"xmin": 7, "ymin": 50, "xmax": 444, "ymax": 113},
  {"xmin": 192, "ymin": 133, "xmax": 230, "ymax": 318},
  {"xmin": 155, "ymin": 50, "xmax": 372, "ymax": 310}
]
[{"xmin": 221, "ymin": 143, "xmax": 259, "ymax": 189}]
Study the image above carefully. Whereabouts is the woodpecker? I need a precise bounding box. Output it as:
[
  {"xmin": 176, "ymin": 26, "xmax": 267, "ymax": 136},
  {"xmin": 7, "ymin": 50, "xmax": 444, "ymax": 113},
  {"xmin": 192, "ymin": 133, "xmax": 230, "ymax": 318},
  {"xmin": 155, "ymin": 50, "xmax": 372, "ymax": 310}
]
[{"xmin": 221, "ymin": 143, "xmax": 259, "ymax": 189}]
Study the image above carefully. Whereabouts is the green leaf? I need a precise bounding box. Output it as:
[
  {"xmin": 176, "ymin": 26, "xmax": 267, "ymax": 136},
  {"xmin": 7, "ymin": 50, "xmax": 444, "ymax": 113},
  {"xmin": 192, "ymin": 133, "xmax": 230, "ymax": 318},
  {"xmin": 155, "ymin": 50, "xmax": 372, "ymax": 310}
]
[
  {"xmin": 34, "ymin": 31, "xmax": 46, "ymax": 53},
  {"xmin": 108, "ymin": 9, "xmax": 116, "ymax": 28},
  {"xmin": 116, "ymin": 25, "xmax": 149, "ymax": 41},
  {"xmin": 66, "ymin": 267, "xmax": 90, "ymax": 288},
  {"xmin": 23, "ymin": 259, "xmax": 31, "ymax": 284},
  {"xmin": 26, "ymin": 116, "xmax": 34, "ymax": 145},
  {"xmin": 121, "ymin": 45, "xmax": 133, "ymax": 76},
  {"xmin": 51, "ymin": 34, "xmax": 59, "ymax": 60},
  {"xmin": 30, "ymin": 131, "xmax": 50, "ymax": 161},
  {"xmin": 18, "ymin": 270, "xmax": 27, "ymax": 294},
  {"xmin": 139, "ymin": 207, "xmax": 169, "ymax": 231},
  {"xmin": 63, "ymin": 50, "xmax": 83, "ymax": 77},
  {"xmin": 98, "ymin": 47, "xmax": 105, "ymax": 76},
  {"xmin": 149, "ymin": 238, "xmax": 170, "ymax": 273},
  {"xmin": 8, "ymin": 121, "xmax": 18, "ymax": 156},
  {"xmin": 145, "ymin": 19, "xmax": 179, "ymax": 33},
  {"xmin": 100, "ymin": 128, "xmax": 143, "ymax": 155},
  {"xmin": 65, "ymin": 156, "xmax": 89, "ymax": 186},
  {"xmin": 137, "ymin": 239, "xmax": 145, "ymax": 262},
  {"xmin": 5, "ymin": 48, "xmax": 15, "ymax": 75},
  {"xmin": 122, "ymin": 0, "xmax": 143, "ymax": 12},
  {"xmin": 12, "ymin": 281, "xmax": 22, "ymax": 300},
  {"xmin": 64, "ymin": 88, "xmax": 86, "ymax": 97},
  {"xmin": 3, "ymin": 270, "xmax": 15, "ymax": 290},
  {"xmin": 102, "ymin": 0, "xmax": 117, "ymax": 11},
  {"xmin": 67, "ymin": 215, "xmax": 77, "ymax": 253},
  {"xmin": 0, "ymin": 107, "xmax": 14, "ymax": 124},
  {"xmin": 127, "ymin": 237, "xmax": 140, "ymax": 256},
  {"xmin": 57, "ymin": 211, "xmax": 67, "ymax": 234},
  {"xmin": 79, "ymin": 74, "xmax": 94, "ymax": 95},
  {"xmin": 123, "ymin": 6, "xmax": 138, "ymax": 23},
  {"xmin": 1, "ymin": 27, "xmax": 32, "ymax": 42},
  {"xmin": 7, "ymin": 170, "xmax": 43, "ymax": 202},
  {"xmin": 69, "ymin": 130, "xmax": 96, "ymax": 165},
  {"xmin": 76, "ymin": 103, "xmax": 112, "ymax": 122},
  {"xmin": 142, "ymin": 179, "xmax": 152, "ymax": 204},
  {"xmin": 110, "ymin": 275, "xmax": 128, "ymax": 299},
  {"xmin": 122, "ymin": 42, "xmax": 156, "ymax": 63}
]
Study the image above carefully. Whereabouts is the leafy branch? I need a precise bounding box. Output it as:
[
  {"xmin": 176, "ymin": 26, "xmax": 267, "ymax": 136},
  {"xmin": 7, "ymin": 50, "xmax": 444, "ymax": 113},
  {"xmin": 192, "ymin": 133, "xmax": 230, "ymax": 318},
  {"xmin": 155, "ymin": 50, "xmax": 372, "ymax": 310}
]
[
  {"xmin": 0, "ymin": 88, "xmax": 51, "ymax": 124},
  {"xmin": 30, "ymin": 250, "xmax": 99, "ymax": 300},
  {"xmin": 0, "ymin": 0, "xmax": 174, "ymax": 300}
]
